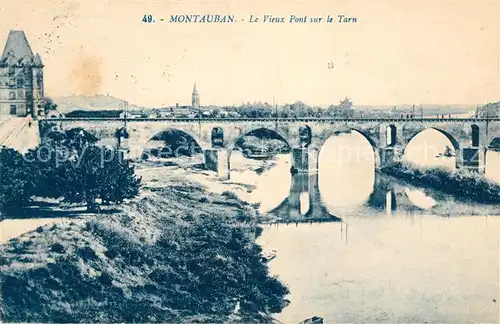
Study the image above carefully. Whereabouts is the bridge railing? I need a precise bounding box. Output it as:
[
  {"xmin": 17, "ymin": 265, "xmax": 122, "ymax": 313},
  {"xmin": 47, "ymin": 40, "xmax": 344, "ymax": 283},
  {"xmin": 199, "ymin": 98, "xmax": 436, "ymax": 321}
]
[{"xmin": 39, "ymin": 117, "xmax": 500, "ymax": 123}]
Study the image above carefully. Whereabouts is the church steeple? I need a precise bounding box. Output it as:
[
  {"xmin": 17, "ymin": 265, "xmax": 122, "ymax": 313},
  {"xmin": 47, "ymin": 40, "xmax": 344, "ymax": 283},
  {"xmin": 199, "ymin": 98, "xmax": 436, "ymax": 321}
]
[{"xmin": 192, "ymin": 82, "xmax": 200, "ymax": 108}]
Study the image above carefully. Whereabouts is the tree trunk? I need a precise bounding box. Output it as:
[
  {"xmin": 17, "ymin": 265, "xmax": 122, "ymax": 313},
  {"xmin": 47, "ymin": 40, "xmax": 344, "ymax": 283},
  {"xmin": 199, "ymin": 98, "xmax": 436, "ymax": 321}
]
[{"xmin": 87, "ymin": 198, "xmax": 99, "ymax": 212}]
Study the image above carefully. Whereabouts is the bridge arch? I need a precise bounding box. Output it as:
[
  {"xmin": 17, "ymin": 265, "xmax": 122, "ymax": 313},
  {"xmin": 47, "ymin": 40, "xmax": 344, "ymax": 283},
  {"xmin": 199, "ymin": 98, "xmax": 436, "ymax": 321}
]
[
  {"xmin": 228, "ymin": 127, "xmax": 291, "ymax": 154},
  {"xmin": 141, "ymin": 128, "xmax": 203, "ymax": 159},
  {"xmin": 318, "ymin": 127, "xmax": 381, "ymax": 169},
  {"xmin": 405, "ymin": 127, "xmax": 460, "ymax": 151},
  {"xmin": 403, "ymin": 127, "xmax": 460, "ymax": 169},
  {"xmin": 65, "ymin": 127, "xmax": 100, "ymax": 144}
]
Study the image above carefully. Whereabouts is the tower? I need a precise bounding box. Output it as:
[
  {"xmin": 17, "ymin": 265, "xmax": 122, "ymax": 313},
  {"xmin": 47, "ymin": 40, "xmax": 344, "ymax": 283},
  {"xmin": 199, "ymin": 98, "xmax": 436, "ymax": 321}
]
[
  {"xmin": 192, "ymin": 82, "xmax": 200, "ymax": 108},
  {"xmin": 0, "ymin": 30, "xmax": 44, "ymax": 117}
]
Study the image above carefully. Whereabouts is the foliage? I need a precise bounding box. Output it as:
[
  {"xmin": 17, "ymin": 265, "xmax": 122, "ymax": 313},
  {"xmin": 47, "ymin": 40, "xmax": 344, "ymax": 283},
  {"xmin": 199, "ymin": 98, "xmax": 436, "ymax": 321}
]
[
  {"xmin": 4, "ymin": 128, "xmax": 141, "ymax": 213},
  {"xmin": 0, "ymin": 147, "xmax": 34, "ymax": 212},
  {"xmin": 477, "ymin": 101, "xmax": 499, "ymax": 118},
  {"xmin": 381, "ymin": 162, "xmax": 500, "ymax": 204},
  {"xmin": 65, "ymin": 110, "xmax": 124, "ymax": 118},
  {"xmin": 51, "ymin": 145, "xmax": 141, "ymax": 211},
  {"xmin": 40, "ymin": 97, "xmax": 58, "ymax": 114},
  {"xmin": 237, "ymin": 135, "xmax": 289, "ymax": 156}
]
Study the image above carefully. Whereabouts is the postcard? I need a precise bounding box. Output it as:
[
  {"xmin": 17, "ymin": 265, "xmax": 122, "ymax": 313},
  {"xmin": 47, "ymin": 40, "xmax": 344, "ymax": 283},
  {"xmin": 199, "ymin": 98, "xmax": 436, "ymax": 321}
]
[{"xmin": 0, "ymin": 0, "xmax": 499, "ymax": 323}]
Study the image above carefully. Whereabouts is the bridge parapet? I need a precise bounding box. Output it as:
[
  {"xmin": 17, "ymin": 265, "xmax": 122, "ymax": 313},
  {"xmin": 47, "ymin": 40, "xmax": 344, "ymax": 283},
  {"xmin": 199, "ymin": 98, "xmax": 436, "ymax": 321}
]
[{"xmin": 39, "ymin": 117, "xmax": 499, "ymax": 173}]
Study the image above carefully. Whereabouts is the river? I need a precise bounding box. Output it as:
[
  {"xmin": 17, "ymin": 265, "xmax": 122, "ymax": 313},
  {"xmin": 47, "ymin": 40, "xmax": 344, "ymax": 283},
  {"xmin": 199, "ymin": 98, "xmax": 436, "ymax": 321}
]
[{"xmin": 240, "ymin": 130, "xmax": 500, "ymax": 323}]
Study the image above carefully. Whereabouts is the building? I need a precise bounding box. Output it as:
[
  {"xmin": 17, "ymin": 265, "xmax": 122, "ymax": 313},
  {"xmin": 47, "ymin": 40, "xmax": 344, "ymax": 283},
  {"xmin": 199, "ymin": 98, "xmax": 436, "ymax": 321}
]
[
  {"xmin": 119, "ymin": 111, "xmax": 145, "ymax": 119},
  {"xmin": 192, "ymin": 82, "xmax": 200, "ymax": 109},
  {"xmin": 0, "ymin": 30, "xmax": 44, "ymax": 117}
]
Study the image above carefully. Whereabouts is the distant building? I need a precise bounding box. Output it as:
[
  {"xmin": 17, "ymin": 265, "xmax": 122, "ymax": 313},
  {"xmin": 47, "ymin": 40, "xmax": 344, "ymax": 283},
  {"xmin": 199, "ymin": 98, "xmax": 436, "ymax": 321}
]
[
  {"xmin": 119, "ymin": 111, "xmax": 144, "ymax": 119},
  {"xmin": 192, "ymin": 83, "xmax": 200, "ymax": 109},
  {"xmin": 218, "ymin": 109, "xmax": 229, "ymax": 118},
  {"xmin": 0, "ymin": 30, "xmax": 44, "ymax": 117}
]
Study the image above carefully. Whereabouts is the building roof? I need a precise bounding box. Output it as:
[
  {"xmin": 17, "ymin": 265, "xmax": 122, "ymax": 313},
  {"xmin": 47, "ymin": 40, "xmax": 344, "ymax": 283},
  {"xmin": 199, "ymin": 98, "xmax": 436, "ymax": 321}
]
[
  {"xmin": 0, "ymin": 30, "xmax": 43, "ymax": 67},
  {"xmin": 33, "ymin": 53, "xmax": 43, "ymax": 66},
  {"xmin": 193, "ymin": 82, "xmax": 198, "ymax": 95}
]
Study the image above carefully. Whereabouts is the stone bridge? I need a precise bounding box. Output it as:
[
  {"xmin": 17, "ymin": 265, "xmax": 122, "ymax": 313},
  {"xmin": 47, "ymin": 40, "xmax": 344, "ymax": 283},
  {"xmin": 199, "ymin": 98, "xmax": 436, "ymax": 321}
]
[{"xmin": 39, "ymin": 117, "xmax": 500, "ymax": 179}]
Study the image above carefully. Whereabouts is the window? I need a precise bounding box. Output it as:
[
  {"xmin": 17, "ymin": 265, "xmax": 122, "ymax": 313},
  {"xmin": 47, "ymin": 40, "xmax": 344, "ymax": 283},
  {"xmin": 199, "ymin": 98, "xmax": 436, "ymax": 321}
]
[
  {"xmin": 17, "ymin": 77, "xmax": 24, "ymax": 87},
  {"xmin": 8, "ymin": 78, "xmax": 15, "ymax": 88},
  {"xmin": 9, "ymin": 92, "xmax": 16, "ymax": 100},
  {"xmin": 18, "ymin": 104, "xmax": 25, "ymax": 114},
  {"xmin": 17, "ymin": 89, "xmax": 24, "ymax": 98},
  {"xmin": 8, "ymin": 67, "xmax": 15, "ymax": 76},
  {"xmin": 10, "ymin": 105, "xmax": 16, "ymax": 115}
]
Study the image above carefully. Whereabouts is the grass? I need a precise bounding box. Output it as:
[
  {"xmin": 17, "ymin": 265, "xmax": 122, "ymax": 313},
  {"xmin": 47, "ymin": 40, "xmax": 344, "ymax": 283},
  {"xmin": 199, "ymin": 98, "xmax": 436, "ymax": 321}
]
[{"xmin": 0, "ymin": 179, "xmax": 289, "ymax": 323}]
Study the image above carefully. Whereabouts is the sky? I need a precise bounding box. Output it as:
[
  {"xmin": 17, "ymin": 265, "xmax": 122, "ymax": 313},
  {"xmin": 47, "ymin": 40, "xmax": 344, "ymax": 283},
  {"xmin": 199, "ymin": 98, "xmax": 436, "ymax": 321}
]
[{"xmin": 0, "ymin": 0, "xmax": 499, "ymax": 108}]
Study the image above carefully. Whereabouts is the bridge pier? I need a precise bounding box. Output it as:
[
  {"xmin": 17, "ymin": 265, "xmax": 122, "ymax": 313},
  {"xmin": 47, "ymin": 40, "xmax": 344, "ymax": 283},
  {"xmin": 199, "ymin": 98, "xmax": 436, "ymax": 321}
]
[
  {"xmin": 286, "ymin": 147, "xmax": 330, "ymax": 219},
  {"xmin": 378, "ymin": 146, "xmax": 402, "ymax": 169},
  {"xmin": 291, "ymin": 147, "xmax": 319, "ymax": 174},
  {"xmin": 204, "ymin": 148, "xmax": 230, "ymax": 180},
  {"xmin": 460, "ymin": 146, "xmax": 487, "ymax": 173}
]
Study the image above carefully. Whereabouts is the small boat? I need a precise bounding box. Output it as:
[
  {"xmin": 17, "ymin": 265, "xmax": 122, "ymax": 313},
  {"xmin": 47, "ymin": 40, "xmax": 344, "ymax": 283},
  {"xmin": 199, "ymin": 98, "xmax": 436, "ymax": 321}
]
[
  {"xmin": 261, "ymin": 250, "xmax": 277, "ymax": 263},
  {"xmin": 244, "ymin": 152, "xmax": 273, "ymax": 160},
  {"xmin": 436, "ymin": 145, "xmax": 456, "ymax": 158},
  {"xmin": 299, "ymin": 316, "xmax": 324, "ymax": 324}
]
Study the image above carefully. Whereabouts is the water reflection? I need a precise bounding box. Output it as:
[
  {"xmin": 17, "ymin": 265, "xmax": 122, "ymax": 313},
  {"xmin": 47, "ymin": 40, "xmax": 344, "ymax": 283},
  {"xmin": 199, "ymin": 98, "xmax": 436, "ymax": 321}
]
[
  {"xmin": 485, "ymin": 150, "xmax": 500, "ymax": 183},
  {"xmin": 228, "ymin": 131, "xmax": 500, "ymax": 220},
  {"xmin": 229, "ymin": 151, "xmax": 291, "ymax": 213},
  {"xmin": 385, "ymin": 190, "xmax": 397, "ymax": 214},
  {"xmin": 318, "ymin": 132, "xmax": 375, "ymax": 214}
]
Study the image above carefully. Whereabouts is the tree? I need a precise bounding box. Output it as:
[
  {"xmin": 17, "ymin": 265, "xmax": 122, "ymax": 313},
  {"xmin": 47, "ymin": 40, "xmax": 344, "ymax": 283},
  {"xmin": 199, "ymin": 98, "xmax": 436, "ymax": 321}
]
[
  {"xmin": 333, "ymin": 97, "xmax": 354, "ymax": 118},
  {"xmin": 339, "ymin": 96, "xmax": 353, "ymax": 110},
  {"xmin": 40, "ymin": 97, "xmax": 58, "ymax": 116},
  {"xmin": 99, "ymin": 151, "xmax": 141, "ymax": 204},
  {"xmin": 59, "ymin": 145, "xmax": 141, "ymax": 211},
  {"xmin": 27, "ymin": 128, "xmax": 141, "ymax": 211},
  {"xmin": 0, "ymin": 147, "xmax": 34, "ymax": 212}
]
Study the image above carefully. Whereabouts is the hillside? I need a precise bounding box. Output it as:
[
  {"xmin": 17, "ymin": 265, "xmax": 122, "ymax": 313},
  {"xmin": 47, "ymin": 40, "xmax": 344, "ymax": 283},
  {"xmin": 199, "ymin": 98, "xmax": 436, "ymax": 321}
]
[
  {"xmin": 0, "ymin": 179, "xmax": 289, "ymax": 323},
  {"xmin": 52, "ymin": 95, "xmax": 149, "ymax": 114},
  {"xmin": 478, "ymin": 101, "xmax": 500, "ymax": 118}
]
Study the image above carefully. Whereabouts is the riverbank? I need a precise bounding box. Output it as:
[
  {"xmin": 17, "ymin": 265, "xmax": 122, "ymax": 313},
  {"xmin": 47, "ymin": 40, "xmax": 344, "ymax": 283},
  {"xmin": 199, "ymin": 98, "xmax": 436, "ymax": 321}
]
[
  {"xmin": 0, "ymin": 177, "xmax": 289, "ymax": 323},
  {"xmin": 377, "ymin": 173, "xmax": 500, "ymax": 216},
  {"xmin": 380, "ymin": 162, "xmax": 500, "ymax": 205}
]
